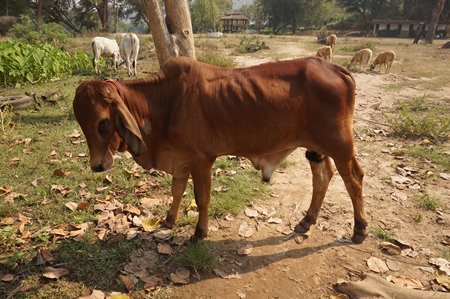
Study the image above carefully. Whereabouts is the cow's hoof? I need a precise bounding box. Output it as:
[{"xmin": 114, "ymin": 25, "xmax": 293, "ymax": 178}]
[
  {"xmin": 294, "ymin": 223, "xmax": 310, "ymax": 234},
  {"xmin": 351, "ymin": 233, "xmax": 367, "ymax": 244},
  {"xmin": 162, "ymin": 219, "xmax": 175, "ymax": 229}
]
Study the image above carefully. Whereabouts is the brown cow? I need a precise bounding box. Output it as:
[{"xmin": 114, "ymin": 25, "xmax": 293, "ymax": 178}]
[{"xmin": 73, "ymin": 56, "xmax": 367, "ymax": 244}]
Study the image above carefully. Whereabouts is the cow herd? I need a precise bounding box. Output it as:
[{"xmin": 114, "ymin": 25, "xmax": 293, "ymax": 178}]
[
  {"xmin": 91, "ymin": 33, "xmax": 140, "ymax": 76},
  {"xmin": 91, "ymin": 32, "xmax": 396, "ymax": 76},
  {"xmin": 315, "ymin": 33, "xmax": 396, "ymax": 73}
]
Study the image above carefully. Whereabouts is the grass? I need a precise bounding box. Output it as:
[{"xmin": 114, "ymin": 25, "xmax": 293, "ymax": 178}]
[
  {"xmin": 371, "ymin": 224, "xmax": 395, "ymax": 242},
  {"xmin": 175, "ymin": 242, "xmax": 216, "ymax": 274},
  {"xmin": 386, "ymin": 95, "xmax": 450, "ymax": 142},
  {"xmin": 413, "ymin": 193, "xmax": 442, "ymax": 211}
]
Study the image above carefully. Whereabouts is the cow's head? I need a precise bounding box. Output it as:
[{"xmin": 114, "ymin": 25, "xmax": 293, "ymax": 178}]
[{"xmin": 73, "ymin": 80, "xmax": 146, "ymax": 172}]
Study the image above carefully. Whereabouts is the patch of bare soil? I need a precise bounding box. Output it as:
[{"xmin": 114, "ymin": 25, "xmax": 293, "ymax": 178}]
[{"xmin": 150, "ymin": 59, "xmax": 450, "ymax": 298}]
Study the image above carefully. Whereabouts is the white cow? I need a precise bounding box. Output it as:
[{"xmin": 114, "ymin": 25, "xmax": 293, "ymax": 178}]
[
  {"xmin": 91, "ymin": 37, "xmax": 122, "ymax": 74},
  {"xmin": 120, "ymin": 33, "xmax": 140, "ymax": 76}
]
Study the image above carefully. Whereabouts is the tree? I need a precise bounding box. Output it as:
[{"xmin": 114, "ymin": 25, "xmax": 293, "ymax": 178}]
[
  {"xmin": 190, "ymin": 0, "xmax": 220, "ymax": 33},
  {"xmin": 425, "ymin": 0, "xmax": 447, "ymax": 43},
  {"xmin": 336, "ymin": 0, "xmax": 388, "ymax": 34},
  {"xmin": 144, "ymin": 0, "xmax": 196, "ymax": 68}
]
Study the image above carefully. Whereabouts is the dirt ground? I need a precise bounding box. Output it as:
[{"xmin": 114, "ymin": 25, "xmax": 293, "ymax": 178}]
[{"xmin": 148, "ymin": 39, "xmax": 450, "ymax": 299}]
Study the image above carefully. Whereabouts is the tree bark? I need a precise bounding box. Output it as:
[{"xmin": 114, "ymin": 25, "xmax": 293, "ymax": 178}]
[
  {"xmin": 425, "ymin": 0, "xmax": 446, "ymax": 44},
  {"xmin": 144, "ymin": 0, "xmax": 196, "ymax": 68}
]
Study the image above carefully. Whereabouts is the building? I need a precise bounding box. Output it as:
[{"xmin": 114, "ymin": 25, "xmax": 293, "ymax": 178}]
[
  {"xmin": 372, "ymin": 20, "xmax": 448, "ymax": 38},
  {"xmin": 220, "ymin": 10, "xmax": 249, "ymax": 33}
]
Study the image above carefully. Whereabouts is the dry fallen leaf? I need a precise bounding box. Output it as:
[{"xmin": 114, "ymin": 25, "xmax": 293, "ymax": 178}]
[
  {"xmin": 0, "ymin": 185, "xmax": 13, "ymax": 195},
  {"xmin": 238, "ymin": 222, "xmax": 256, "ymax": 238},
  {"xmin": 389, "ymin": 276, "xmax": 425, "ymax": 289},
  {"xmin": 175, "ymin": 267, "xmax": 190, "ymax": 280},
  {"xmin": 330, "ymin": 293, "xmax": 350, "ymax": 299},
  {"xmin": 43, "ymin": 267, "xmax": 70, "ymax": 279},
  {"xmin": 187, "ymin": 199, "xmax": 198, "ymax": 211},
  {"xmin": 68, "ymin": 130, "xmax": 81, "ymax": 138},
  {"xmin": 367, "ymin": 256, "xmax": 389, "ymax": 273},
  {"xmin": 119, "ymin": 274, "xmax": 137, "ymax": 292},
  {"xmin": 53, "ymin": 169, "xmax": 70, "ymax": 177},
  {"xmin": 36, "ymin": 248, "xmax": 54, "ymax": 265},
  {"xmin": 77, "ymin": 289, "xmax": 106, "ymax": 299},
  {"xmin": 237, "ymin": 243, "xmax": 253, "ymax": 256},
  {"xmin": 244, "ymin": 208, "xmax": 258, "ymax": 218},
  {"xmin": 77, "ymin": 202, "xmax": 91, "ymax": 210},
  {"xmin": 157, "ymin": 243, "xmax": 172, "ymax": 255},
  {"xmin": 142, "ymin": 217, "xmax": 161, "ymax": 232},
  {"xmin": 436, "ymin": 270, "xmax": 450, "ymax": 289},
  {"xmin": 65, "ymin": 202, "xmax": 78, "ymax": 211},
  {"xmin": 380, "ymin": 241, "xmax": 402, "ymax": 255},
  {"xmin": 0, "ymin": 217, "xmax": 14, "ymax": 225},
  {"xmin": 143, "ymin": 276, "xmax": 163, "ymax": 291},
  {"xmin": 1, "ymin": 273, "xmax": 14, "ymax": 282},
  {"xmin": 170, "ymin": 272, "xmax": 189, "ymax": 284},
  {"xmin": 31, "ymin": 177, "xmax": 43, "ymax": 187},
  {"xmin": 123, "ymin": 204, "xmax": 140, "ymax": 215}
]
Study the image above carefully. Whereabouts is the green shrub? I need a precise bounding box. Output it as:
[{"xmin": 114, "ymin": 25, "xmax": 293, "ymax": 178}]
[
  {"xmin": 196, "ymin": 40, "xmax": 236, "ymax": 67},
  {"xmin": 236, "ymin": 35, "xmax": 269, "ymax": 53},
  {"xmin": 9, "ymin": 15, "xmax": 72, "ymax": 50},
  {"xmin": 0, "ymin": 40, "xmax": 91, "ymax": 86}
]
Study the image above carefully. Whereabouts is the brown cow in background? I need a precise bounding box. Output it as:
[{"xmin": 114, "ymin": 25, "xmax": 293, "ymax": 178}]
[
  {"xmin": 0, "ymin": 15, "xmax": 22, "ymax": 36},
  {"xmin": 73, "ymin": 56, "xmax": 367, "ymax": 244},
  {"xmin": 80, "ymin": 19, "xmax": 98, "ymax": 33}
]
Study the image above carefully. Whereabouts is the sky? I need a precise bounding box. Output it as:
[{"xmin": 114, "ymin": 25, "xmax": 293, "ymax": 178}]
[{"xmin": 233, "ymin": 0, "xmax": 253, "ymax": 9}]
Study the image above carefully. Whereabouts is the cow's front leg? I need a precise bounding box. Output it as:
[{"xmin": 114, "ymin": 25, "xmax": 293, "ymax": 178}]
[
  {"xmin": 163, "ymin": 176, "xmax": 189, "ymax": 228},
  {"xmin": 295, "ymin": 151, "xmax": 334, "ymax": 234},
  {"xmin": 189, "ymin": 160, "xmax": 214, "ymax": 242}
]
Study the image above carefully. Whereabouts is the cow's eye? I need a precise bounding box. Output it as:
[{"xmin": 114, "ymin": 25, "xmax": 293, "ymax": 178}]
[{"xmin": 98, "ymin": 118, "xmax": 110, "ymax": 136}]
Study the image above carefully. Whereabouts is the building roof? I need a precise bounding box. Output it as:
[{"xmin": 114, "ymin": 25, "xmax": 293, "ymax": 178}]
[{"xmin": 220, "ymin": 10, "xmax": 249, "ymax": 21}]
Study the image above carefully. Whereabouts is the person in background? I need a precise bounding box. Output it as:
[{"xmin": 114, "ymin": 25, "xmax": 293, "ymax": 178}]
[{"xmin": 413, "ymin": 22, "xmax": 424, "ymax": 44}]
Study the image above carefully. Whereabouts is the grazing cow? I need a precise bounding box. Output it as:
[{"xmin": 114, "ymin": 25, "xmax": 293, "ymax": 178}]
[
  {"xmin": 73, "ymin": 56, "xmax": 367, "ymax": 244},
  {"xmin": 326, "ymin": 34, "xmax": 337, "ymax": 49},
  {"xmin": 80, "ymin": 20, "xmax": 98, "ymax": 33},
  {"xmin": 120, "ymin": 33, "xmax": 140, "ymax": 76},
  {"xmin": 91, "ymin": 36, "xmax": 122, "ymax": 74}
]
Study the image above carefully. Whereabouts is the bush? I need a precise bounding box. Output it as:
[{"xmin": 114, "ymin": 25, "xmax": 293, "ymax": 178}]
[
  {"xmin": 9, "ymin": 15, "xmax": 72, "ymax": 50},
  {"xmin": 236, "ymin": 35, "xmax": 269, "ymax": 53},
  {"xmin": 0, "ymin": 40, "xmax": 91, "ymax": 87}
]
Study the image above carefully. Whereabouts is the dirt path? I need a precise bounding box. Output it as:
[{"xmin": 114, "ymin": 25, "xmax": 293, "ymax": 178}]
[{"xmin": 164, "ymin": 58, "xmax": 450, "ymax": 298}]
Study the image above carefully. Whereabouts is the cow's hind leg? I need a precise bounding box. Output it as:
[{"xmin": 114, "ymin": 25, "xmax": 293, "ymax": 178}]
[
  {"xmin": 163, "ymin": 176, "xmax": 189, "ymax": 228},
  {"xmin": 334, "ymin": 157, "xmax": 367, "ymax": 244},
  {"xmin": 295, "ymin": 151, "xmax": 334, "ymax": 234}
]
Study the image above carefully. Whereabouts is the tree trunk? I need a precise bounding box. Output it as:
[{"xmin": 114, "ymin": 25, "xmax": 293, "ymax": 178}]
[
  {"xmin": 334, "ymin": 272, "xmax": 450, "ymax": 299},
  {"xmin": 144, "ymin": 0, "xmax": 196, "ymax": 68},
  {"xmin": 36, "ymin": 0, "xmax": 43, "ymax": 28},
  {"xmin": 425, "ymin": 0, "xmax": 446, "ymax": 44}
]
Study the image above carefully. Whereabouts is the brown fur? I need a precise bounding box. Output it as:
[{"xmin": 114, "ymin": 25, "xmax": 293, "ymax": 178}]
[{"xmin": 73, "ymin": 56, "xmax": 367, "ymax": 243}]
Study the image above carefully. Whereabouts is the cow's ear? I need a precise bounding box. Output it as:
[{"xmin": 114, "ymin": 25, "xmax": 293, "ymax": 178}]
[{"xmin": 113, "ymin": 100, "xmax": 146, "ymax": 156}]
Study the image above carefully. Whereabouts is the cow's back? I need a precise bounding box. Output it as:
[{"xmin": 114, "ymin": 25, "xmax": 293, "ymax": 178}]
[{"xmin": 158, "ymin": 57, "xmax": 356, "ymax": 158}]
